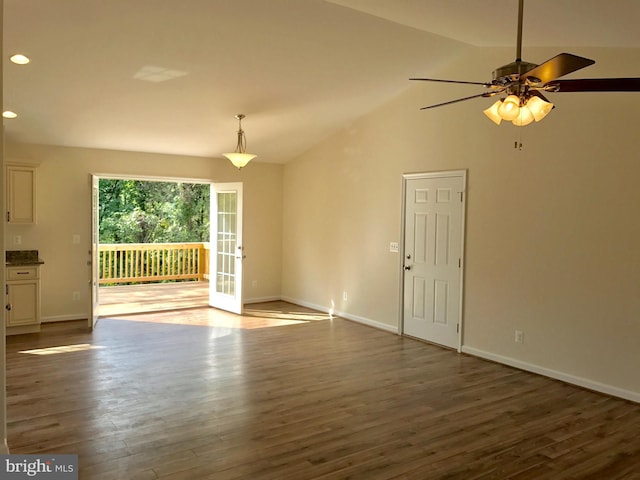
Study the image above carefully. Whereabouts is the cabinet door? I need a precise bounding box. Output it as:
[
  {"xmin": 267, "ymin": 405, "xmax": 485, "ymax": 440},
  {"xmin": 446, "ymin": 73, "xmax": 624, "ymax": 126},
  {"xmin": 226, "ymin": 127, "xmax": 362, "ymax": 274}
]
[
  {"xmin": 7, "ymin": 165, "xmax": 37, "ymax": 224},
  {"xmin": 7, "ymin": 281, "xmax": 39, "ymax": 326}
]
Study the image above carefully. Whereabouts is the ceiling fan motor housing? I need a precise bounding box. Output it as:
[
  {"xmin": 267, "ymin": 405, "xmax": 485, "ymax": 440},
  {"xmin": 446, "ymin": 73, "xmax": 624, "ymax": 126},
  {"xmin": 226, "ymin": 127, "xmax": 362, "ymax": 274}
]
[{"xmin": 493, "ymin": 60, "xmax": 538, "ymax": 83}]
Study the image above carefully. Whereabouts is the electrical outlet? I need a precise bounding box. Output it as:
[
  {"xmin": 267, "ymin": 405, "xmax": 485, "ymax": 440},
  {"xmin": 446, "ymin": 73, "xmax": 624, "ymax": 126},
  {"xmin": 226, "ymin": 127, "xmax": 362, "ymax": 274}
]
[
  {"xmin": 343, "ymin": 291, "xmax": 348, "ymax": 301},
  {"xmin": 251, "ymin": 280, "xmax": 258, "ymax": 288},
  {"xmin": 13, "ymin": 235, "xmax": 22, "ymax": 245},
  {"xmin": 72, "ymin": 234, "xmax": 81, "ymax": 244},
  {"xmin": 515, "ymin": 330, "xmax": 524, "ymax": 344},
  {"xmin": 72, "ymin": 291, "xmax": 80, "ymax": 302}
]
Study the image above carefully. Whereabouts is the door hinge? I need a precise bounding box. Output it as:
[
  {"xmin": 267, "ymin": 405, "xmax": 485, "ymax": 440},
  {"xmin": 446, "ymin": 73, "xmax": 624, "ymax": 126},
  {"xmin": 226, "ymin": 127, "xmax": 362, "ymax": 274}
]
[
  {"xmin": 459, "ymin": 191, "xmax": 464, "ymax": 202},
  {"xmin": 458, "ymin": 258, "xmax": 461, "ymax": 268},
  {"xmin": 6, "ymin": 211, "xmax": 10, "ymax": 222},
  {"xmin": 457, "ymin": 324, "xmax": 459, "ymax": 333}
]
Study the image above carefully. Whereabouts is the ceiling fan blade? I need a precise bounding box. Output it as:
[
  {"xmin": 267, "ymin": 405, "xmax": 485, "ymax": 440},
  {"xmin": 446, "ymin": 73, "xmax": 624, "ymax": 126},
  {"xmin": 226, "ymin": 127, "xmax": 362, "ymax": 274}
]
[
  {"xmin": 420, "ymin": 90, "xmax": 504, "ymax": 110},
  {"xmin": 522, "ymin": 53, "xmax": 595, "ymax": 84},
  {"xmin": 529, "ymin": 90, "xmax": 552, "ymax": 103},
  {"xmin": 410, "ymin": 77, "xmax": 493, "ymax": 87},
  {"xmin": 545, "ymin": 78, "xmax": 640, "ymax": 92}
]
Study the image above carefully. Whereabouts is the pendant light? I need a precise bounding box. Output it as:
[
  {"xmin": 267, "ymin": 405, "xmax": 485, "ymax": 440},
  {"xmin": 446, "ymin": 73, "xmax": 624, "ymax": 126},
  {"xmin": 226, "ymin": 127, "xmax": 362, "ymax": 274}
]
[{"xmin": 222, "ymin": 114, "xmax": 257, "ymax": 169}]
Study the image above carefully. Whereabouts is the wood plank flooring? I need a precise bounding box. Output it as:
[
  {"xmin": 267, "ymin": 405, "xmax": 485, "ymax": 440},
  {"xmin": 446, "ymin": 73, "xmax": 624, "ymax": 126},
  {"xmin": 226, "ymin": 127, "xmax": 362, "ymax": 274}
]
[{"xmin": 6, "ymin": 302, "xmax": 640, "ymax": 479}]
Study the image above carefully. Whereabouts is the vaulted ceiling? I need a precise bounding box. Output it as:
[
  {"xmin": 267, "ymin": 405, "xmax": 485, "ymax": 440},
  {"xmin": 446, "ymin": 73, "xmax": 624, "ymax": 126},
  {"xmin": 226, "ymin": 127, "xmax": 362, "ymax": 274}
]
[{"xmin": 4, "ymin": 0, "xmax": 639, "ymax": 163}]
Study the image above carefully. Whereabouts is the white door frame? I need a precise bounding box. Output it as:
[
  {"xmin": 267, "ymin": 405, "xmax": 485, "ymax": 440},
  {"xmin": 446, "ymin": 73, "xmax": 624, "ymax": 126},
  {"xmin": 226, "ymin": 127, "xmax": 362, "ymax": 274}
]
[
  {"xmin": 399, "ymin": 170, "xmax": 467, "ymax": 351},
  {"xmin": 90, "ymin": 175, "xmax": 99, "ymax": 330}
]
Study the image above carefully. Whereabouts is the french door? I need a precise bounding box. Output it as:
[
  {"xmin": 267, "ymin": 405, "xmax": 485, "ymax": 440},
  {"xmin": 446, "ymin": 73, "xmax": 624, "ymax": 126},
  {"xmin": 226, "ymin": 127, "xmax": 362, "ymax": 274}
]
[{"xmin": 209, "ymin": 183, "xmax": 244, "ymax": 314}]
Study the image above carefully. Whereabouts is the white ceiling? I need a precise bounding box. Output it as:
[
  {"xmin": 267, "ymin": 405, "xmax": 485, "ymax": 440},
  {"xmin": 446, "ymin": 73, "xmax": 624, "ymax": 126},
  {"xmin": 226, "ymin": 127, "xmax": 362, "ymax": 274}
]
[{"xmin": 4, "ymin": 0, "xmax": 640, "ymax": 163}]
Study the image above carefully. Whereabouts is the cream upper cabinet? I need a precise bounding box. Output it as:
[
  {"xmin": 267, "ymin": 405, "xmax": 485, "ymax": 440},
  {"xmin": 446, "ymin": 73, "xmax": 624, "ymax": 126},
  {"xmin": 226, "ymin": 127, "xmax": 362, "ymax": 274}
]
[{"xmin": 7, "ymin": 164, "xmax": 37, "ymax": 224}]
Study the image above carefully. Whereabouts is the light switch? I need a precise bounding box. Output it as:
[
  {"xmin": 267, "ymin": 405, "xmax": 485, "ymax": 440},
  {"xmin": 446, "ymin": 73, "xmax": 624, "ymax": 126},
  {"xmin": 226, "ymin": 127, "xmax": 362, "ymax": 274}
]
[
  {"xmin": 389, "ymin": 242, "xmax": 399, "ymax": 253},
  {"xmin": 73, "ymin": 234, "xmax": 81, "ymax": 244}
]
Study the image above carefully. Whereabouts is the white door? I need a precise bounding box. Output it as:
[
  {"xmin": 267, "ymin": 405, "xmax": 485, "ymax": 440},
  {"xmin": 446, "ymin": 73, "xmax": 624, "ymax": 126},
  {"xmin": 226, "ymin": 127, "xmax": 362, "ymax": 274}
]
[
  {"xmin": 402, "ymin": 172, "xmax": 465, "ymax": 349},
  {"xmin": 90, "ymin": 174, "xmax": 100, "ymax": 329},
  {"xmin": 209, "ymin": 183, "xmax": 244, "ymax": 314}
]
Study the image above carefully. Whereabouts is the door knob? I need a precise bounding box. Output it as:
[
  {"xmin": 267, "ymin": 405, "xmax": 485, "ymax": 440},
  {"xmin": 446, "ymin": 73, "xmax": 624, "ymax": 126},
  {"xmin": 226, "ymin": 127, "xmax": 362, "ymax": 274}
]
[{"xmin": 404, "ymin": 265, "xmax": 412, "ymax": 271}]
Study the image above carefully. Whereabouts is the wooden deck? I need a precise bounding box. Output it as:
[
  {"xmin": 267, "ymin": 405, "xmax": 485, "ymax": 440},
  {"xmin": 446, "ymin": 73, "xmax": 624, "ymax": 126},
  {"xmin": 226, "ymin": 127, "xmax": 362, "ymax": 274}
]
[{"xmin": 98, "ymin": 281, "xmax": 209, "ymax": 317}]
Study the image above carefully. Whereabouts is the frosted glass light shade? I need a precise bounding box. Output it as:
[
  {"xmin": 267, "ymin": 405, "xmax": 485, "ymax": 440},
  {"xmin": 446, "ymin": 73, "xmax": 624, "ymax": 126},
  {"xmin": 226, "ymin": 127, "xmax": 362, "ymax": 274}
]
[
  {"xmin": 526, "ymin": 96, "xmax": 554, "ymax": 122},
  {"xmin": 483, "ymin": 100, "xmax": 503, "ymax": 125},
  {"xmin": 223, "ymin": 152, "xmax": 257, "ymax": 169},
  {"xmin": 512, "ymin": 105, "xmax": 534, "ymax": 126},
  {"xmin": 497, "ymin": 95, "xmax": 521, "ymax": 121}
]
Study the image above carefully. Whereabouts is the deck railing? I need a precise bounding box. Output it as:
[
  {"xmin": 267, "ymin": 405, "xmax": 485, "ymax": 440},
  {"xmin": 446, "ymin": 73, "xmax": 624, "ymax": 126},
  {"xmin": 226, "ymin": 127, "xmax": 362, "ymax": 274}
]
[{"xmin": 99, "ymin": 242, "xmax": 210, "ymax": 285}]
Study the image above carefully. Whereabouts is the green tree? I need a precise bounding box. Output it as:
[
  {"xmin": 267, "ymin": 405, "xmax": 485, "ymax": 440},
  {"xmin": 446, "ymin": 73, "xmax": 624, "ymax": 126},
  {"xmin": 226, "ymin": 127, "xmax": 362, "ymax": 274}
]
[{"xmin": 98, "ymin": 179, "xmax": 209, "ymax": 243}]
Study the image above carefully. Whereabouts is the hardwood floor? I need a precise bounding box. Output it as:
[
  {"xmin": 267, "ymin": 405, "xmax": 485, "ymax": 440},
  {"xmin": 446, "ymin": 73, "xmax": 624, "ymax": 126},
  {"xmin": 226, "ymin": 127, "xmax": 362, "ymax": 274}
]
[{"xmin": 6, "ymin": 302, "xmax": 640, "ymax": 479}]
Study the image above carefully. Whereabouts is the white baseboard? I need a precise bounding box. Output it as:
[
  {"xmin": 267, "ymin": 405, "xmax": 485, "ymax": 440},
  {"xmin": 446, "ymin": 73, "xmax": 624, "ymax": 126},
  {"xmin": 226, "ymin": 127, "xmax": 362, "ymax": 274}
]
[
  {"xmin": 41, "ymin": 314, "xmax": 87, "ymax": 323},
  {"xmin": 244, "ymin": 295, "xmax": 281, "ymax": 305},
  {"xmin": 462, "ymin": 346, "xmax": 640, "ymax": 404},
  {"xmin": 280, "ymin": 296, "xmax": 398, "ymax": 334}
]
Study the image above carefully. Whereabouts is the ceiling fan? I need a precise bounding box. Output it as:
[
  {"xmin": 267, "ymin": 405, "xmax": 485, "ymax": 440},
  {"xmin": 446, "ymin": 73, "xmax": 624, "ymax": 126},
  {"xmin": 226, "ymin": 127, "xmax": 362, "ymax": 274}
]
[{"xmin": 410, "ymin": 0, "xmax": 640, "ymax": 126}]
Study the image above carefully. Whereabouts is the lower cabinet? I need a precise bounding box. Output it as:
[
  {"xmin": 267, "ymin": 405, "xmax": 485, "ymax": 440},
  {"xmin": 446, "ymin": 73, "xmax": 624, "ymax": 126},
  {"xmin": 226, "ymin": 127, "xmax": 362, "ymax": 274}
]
[{"xmin": 6, "ymin": 266, "xmax": 41, "ymax": 335}]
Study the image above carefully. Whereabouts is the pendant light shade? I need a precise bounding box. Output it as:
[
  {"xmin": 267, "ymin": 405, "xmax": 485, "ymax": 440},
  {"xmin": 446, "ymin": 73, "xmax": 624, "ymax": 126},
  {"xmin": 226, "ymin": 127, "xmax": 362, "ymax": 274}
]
[
  {"xmin": 222, "ymin": 114, "xmax": 257, "ymax": 169},
  {"xmin": 223, "ymin": 152, "xmax": 256, "ymax": 169}
]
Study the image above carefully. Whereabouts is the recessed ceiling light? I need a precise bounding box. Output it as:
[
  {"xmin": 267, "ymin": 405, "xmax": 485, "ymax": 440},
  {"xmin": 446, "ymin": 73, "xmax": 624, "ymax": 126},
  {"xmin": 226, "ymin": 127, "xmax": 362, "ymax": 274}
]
[
  {"xmin": 3, "ymin": 111, "xmax": 18, "ymax": 119},
  {"xmin": 10, "ymin": 54, "xmax": 30, "ymax": 65}
]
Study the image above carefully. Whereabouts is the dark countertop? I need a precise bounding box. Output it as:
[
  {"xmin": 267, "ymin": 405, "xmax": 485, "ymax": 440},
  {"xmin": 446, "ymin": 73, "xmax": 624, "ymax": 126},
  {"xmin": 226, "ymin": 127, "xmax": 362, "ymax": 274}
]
[{"xmin": 6, "ymin": 250, "xmax": 45, "ymax": 266}]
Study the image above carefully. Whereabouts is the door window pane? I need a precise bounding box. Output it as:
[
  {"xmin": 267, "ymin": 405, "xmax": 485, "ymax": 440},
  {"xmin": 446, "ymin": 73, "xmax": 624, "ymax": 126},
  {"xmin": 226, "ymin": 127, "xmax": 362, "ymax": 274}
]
[{"xmin": 215, "ymin": 192, "xmax": 237, "ymax": 296}]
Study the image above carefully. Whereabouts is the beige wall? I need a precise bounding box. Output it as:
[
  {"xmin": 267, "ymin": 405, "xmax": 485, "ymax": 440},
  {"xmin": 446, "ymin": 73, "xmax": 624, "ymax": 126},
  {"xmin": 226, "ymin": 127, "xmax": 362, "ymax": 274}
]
[
  {"xmin": 5, "ymin": 143, "xmax": 283, "ymax": 320},
  {"xmin": 282, "ymin": 47, "xmax": 640, "ymax": 398}
]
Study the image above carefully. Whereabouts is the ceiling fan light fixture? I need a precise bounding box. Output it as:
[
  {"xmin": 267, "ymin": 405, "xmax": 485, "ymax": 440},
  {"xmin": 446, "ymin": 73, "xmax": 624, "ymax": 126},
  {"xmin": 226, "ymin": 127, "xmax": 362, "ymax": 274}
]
[
  {"xmin": 526, "ymin": 95, "xmax": 554, "ymax": 121},
  {"xmin": 497, "ymin": 94, "xmax": 521, "ymax": 121},
  {"xmin": 483, "ymin": 100, "xmax": 503, "ymax": 125},
  {"xmin": 413, "ymin": 0, "xmax": 640, "ymax": 128},
  {"xmin": 222, "ymin": 114, "xmax": 257, "ymax": 169}
]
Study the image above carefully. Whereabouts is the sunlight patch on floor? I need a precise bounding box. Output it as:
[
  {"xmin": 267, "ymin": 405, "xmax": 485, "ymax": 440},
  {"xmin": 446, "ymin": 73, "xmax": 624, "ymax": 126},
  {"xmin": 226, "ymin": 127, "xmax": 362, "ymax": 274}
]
[
  {"xmin": 20, "ymin": 344, "xmax": 106, "ymax": 355},
  {"xmin": 242, "ymin": 308, "xmax": 333, "ymax": 322},
  {"xmin": 105, "ymin": 307, "xmax": 313, "ymax": 329}
]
